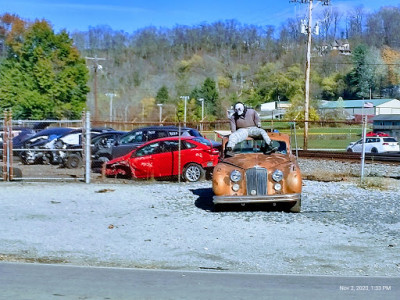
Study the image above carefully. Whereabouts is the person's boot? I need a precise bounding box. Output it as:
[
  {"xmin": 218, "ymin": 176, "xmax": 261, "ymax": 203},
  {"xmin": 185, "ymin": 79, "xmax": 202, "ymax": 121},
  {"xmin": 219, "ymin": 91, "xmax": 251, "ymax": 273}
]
[
  {"xmin": 224, "ymin": 146, "xmax": 234, "ymax": 157},
  {"xmin": 264, "ymin": 143, "xmax": 278, "ymax": 154}
]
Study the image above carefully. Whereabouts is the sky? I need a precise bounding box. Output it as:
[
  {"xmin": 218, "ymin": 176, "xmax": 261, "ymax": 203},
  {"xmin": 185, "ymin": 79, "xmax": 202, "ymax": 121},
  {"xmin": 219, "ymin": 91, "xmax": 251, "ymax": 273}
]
[{"xmin": 1, "ymin": 0, "xmax": 400, "ymax": 33}]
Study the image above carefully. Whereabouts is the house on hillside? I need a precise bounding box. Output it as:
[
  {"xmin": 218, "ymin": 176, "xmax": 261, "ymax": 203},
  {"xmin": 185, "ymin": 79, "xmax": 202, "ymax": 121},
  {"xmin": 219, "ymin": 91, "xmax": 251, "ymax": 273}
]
[
  {"xmin": 318, "ymin": 99, "xmax": 400, "ymax": 121},
  {"xmin": 320, "ymin": 39, "xmax": 351, "ymax": 56},
  {"xmin": 372, "ymin": 114, "xmax": 400, "ymax": 139}
]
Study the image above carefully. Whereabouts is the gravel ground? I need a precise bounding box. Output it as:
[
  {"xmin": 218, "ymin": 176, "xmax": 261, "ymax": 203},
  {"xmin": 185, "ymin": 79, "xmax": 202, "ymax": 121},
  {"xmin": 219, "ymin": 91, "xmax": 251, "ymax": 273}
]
[{"xmin": 0, "ymin": 159, "xmax": 399, "ymax": 276}]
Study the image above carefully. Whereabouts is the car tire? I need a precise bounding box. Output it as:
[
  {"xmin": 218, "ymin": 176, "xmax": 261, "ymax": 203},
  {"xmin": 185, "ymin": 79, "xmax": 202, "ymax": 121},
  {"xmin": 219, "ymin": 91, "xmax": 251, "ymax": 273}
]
[
  {"xmin": 182, "ymin": 163, "xmax": 205, "ymax": 182},
  {"xmin": 65, "ymin": 153, "xmax": 82, "ymax": 169},
  {"xmin": 346, "ymin": 148, "xmax": 353, "ymax": 153},
  {"xmin": 371, "ymin": 147, "xmax": 378, "ymax": 154},
  {"xmin": 288, "ymin": 198, "xmax": 301, "ymax": 213}
]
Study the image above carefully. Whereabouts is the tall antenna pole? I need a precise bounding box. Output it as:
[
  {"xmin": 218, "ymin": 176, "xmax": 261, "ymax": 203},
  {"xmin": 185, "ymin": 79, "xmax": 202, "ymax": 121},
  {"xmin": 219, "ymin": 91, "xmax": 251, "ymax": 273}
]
[{"xmin": 290, "ymin": 0, "xmax": 330, "ymax": 150}]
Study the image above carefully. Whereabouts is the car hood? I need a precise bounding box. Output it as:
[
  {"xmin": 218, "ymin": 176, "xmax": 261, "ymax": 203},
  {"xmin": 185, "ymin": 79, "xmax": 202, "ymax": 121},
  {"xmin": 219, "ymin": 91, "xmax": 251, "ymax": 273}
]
[{"xmin": 220, "ymin": 153, "xmax": 291, "ymax": 170}]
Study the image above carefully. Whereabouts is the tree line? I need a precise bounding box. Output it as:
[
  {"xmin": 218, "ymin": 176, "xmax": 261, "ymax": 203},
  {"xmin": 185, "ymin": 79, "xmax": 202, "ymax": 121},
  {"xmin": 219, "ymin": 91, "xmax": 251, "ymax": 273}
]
[{"xmin": 1, "ymin": 4, "xmax": 400, "ymax": 121}]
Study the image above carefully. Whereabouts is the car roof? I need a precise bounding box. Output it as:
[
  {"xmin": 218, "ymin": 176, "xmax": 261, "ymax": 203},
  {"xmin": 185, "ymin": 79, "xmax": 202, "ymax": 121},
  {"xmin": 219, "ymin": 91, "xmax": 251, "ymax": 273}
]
[
  {"xmin": 141, "ymin": 136, "xmax": 196, "ymax": 143},
  {"xmin": 134, "ymin": 136, "xmax": 207, "ymax": 148},
  {"xmin": 30, "ymin": 127, "xmax": 74, "ymax": 137},
  {"xmin": 125, "ymin": 126, "xmax": 198, "ymax": 133},
  {"xmin": 93, "ymin": 130, "xmax": 126, "ymax": 136}
]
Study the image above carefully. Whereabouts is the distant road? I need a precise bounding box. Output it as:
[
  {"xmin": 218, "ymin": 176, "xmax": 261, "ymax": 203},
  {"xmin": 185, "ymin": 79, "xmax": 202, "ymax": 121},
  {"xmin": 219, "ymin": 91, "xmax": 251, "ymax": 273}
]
[{"xmin": 0, "ymin": 262, "xmax": 399, "ymax": 300}]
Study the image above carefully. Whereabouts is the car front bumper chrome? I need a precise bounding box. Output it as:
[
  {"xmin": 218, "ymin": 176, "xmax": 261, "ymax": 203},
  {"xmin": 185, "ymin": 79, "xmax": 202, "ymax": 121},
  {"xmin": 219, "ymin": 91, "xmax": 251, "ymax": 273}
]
[{"xmin": 213, "ymin": 193, "xmax": 301, "ymax": 204}]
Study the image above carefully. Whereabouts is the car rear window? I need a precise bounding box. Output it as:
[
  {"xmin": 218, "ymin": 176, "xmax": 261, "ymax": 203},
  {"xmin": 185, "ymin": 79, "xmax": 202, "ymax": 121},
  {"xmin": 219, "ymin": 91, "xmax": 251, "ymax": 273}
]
[
  {"xmin": 383, "ymin": 138, "xmax": 397, "ymax": 143},
  {"xmin": 193, "ymin": 137, "xmax": 212, "ymax": 147}
]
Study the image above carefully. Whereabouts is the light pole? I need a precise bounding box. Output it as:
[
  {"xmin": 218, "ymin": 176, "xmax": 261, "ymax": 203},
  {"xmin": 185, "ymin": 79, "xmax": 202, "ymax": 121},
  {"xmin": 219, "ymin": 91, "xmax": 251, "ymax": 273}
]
[
  {"xmin": 105, "ymin": 92, "xmax": 116, "ymax": 123},
  {"xmin": 180, "ymin": 96, "xmax": 189, "ymax": 126},
  {"xmin": 157, "ymin": 103, "xmax": 163, "ymax": 125},
  {"xmin": 198, "ymin": 98, "xmax": 204, "ymax": 131}
]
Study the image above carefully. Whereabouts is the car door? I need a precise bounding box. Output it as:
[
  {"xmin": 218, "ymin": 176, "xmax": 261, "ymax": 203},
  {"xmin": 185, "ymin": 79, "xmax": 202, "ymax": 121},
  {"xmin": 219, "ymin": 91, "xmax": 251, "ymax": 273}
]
[
  {"xmin": 169, "ymin": 140, "xmax": 195, "ymax": 175},
  {"xmin": 129, "ymin": 141, "xmax": 172, "ymax": 178},
  {"xmin": 365, "ymin": 137, "xmax": 379, "ymax": 153},
  {"xmin": 351, "ymin": 139, "xmax": 363, "ymax": 152}
]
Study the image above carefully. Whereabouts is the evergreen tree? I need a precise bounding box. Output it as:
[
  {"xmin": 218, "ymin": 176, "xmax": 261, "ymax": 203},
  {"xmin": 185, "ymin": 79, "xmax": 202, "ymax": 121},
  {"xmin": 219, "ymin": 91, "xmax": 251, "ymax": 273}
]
[
  {"xmin": 0, "ymin": 20, "xmax": 89, "ymax": 119},
  {"xmin": 346, "ymin": 44, "xmax": 374, "ymax": 99},
  {"xmin": 155, "ymin": 85, "xmax": 169, "ymax": 104},
  {"xmin": 201, "ymin": 77, "xmax": 219, "ymax": 116}
]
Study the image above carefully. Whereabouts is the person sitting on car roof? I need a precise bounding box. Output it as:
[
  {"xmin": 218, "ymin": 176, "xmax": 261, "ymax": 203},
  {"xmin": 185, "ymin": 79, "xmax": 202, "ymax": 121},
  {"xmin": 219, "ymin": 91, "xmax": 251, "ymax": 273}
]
[{"xmin": 225, "ymin": 102, "xmax": 276, "ymax": 155}]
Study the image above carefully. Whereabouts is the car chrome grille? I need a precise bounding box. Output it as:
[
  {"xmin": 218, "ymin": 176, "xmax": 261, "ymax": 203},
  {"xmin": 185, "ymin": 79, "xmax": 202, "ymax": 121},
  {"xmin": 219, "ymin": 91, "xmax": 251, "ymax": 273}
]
[{"xmin": 246, "ymin": 167, "xmax": 267, "ymax": 195}]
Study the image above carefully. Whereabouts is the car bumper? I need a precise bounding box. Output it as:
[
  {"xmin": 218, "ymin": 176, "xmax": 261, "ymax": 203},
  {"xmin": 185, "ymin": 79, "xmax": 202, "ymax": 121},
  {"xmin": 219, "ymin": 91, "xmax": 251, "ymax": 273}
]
[{"xmin": 213, "ymin": 193, "xmax": 301, "ymax": 204}]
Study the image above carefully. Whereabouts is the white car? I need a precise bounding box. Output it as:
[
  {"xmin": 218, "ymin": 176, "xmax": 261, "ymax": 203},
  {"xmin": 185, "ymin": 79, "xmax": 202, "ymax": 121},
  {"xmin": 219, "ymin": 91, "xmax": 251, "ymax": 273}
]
[{"xmin": 347, "ymin": 137, "xmax": 400, "ymax": 153}]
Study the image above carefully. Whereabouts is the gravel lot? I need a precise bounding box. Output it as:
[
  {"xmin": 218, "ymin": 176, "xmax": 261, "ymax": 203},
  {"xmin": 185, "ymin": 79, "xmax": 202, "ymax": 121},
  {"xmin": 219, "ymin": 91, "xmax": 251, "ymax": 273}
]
[{"xmin": 0, "ymin": 159, "xmax": 399, "ymax": 276}]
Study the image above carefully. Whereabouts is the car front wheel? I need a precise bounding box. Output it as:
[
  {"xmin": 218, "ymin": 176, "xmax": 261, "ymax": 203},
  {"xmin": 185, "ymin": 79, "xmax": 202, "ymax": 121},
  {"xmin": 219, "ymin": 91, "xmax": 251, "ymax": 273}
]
[
  {"xmin": 183, "ymin": 163, "xmax": 205, "ymax": 182},
  {"xmin": 371, "ymin": 147, "xmax": 378, "ymax": 154}
]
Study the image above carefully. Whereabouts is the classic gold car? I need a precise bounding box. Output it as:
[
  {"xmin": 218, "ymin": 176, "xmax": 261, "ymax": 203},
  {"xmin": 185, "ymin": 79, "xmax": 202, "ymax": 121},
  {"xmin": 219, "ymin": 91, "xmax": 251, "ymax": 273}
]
[{"xmin": 212, "ymin": 132, "xmax": 302, "ymax": 212}]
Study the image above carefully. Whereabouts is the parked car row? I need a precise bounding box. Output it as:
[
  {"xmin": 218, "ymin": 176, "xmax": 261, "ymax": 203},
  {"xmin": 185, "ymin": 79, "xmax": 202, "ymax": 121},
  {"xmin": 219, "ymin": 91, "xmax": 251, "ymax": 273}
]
[
  {"xmin": 3, "ymin": 124, "xmax": 303, "ymax": 211},
  {"xmin": 3, "ymin": 125, "xmax": 223, "ymax": 182},
  {"xmin": 92, "ymin": 126, "xmax": 221, "ymax": 166}
]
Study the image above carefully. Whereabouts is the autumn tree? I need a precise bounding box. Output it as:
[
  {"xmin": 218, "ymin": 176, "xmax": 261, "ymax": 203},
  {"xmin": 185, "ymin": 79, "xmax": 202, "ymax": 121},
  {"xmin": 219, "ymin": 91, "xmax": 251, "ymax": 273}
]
[{"xmin": 0, "ymin": 19, "xmax": 89, "ymax": 119}]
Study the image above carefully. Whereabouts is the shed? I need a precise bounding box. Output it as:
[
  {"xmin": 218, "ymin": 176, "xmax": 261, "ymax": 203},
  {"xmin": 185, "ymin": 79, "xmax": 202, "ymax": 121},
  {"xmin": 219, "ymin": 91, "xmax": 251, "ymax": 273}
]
[{"xmin": 319, "ymin": 99, "xmax": 400, "ymax": 117}]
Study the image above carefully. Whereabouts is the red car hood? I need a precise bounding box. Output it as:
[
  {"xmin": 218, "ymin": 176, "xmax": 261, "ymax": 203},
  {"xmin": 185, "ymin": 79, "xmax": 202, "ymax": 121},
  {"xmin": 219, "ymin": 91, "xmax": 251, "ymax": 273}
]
[{"xmin": 106, "ymin": 153, "xmax": 130, "ymax": 166}]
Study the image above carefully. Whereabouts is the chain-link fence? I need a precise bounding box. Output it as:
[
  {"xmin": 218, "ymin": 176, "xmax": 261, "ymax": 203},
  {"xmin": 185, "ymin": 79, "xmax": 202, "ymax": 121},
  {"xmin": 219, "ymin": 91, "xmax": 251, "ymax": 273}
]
[{"xmin": 1, "ymin": 111, "xmax": 92, "ymax": 182}]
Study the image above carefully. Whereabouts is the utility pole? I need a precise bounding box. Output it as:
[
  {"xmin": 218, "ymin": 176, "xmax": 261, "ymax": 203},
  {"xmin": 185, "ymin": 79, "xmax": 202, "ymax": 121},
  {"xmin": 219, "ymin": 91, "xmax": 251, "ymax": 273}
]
[
  {"xmin": 180, "ymin": 96, "xmax": 189, "ymax": 127},
  {"xmin": 290, "ymin": 0, "xmax": 330, "ymax": 150},
  {"xmin": 85, "ymin": 56, "xmax": 106, "ymax": 123}
]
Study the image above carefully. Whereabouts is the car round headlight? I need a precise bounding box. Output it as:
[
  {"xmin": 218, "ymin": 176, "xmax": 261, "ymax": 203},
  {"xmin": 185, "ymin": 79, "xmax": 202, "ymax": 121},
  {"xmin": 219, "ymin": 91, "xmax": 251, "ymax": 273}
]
[
  {"xmin": 274, "ymin": 183, "xmax": 282, "ymax": 191},
  {"xmin": 272, "ymin": 169, "xmax": 283, "ymax": 182},
  {"xmin": 230, "ymin": 170, "xmax": 242, "ymax": 182},
  {"xmin": 232, "ymin": 184, "xmax": 240, "ymax": 192}
]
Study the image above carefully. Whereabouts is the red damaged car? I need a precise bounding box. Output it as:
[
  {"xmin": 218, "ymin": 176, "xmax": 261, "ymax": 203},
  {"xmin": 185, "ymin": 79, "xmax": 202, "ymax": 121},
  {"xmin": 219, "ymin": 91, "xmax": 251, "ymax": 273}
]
[{"xmin": 105, "ymin": 136, "xmax": 219, "ymax": 182}]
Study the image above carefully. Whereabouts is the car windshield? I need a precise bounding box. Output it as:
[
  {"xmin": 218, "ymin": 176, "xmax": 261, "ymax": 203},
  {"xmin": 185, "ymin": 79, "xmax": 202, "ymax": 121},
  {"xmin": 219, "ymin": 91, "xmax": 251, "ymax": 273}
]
[
  {"xmin": 232, "ymin": 139, "xmax": 287, "ymax": 154},
  {"xmin": 119, "ymin": 131, "xmax": 143, "ymax": 144}
]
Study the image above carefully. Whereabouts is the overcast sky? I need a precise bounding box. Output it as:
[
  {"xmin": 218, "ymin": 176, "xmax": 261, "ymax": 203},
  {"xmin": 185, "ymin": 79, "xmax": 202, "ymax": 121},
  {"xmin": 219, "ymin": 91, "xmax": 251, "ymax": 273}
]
[{"xmin": 1, "ymin": 0, "xmax": 400, "ymax": 33}]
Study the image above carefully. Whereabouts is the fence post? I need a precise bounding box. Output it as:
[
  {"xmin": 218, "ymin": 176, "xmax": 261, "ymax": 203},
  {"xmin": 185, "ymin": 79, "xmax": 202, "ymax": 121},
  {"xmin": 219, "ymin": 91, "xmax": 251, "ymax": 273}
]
[
  {"xmin": 85, "ymin": 111, "xmax": 91, "ymax": 184},
  {"xmin": 2, "ymin": 112, "xmax": 6, "ymax": 181},
  {"xmin": 2, "ymin": 110, "xmax": 13, "ymax": 181}
]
